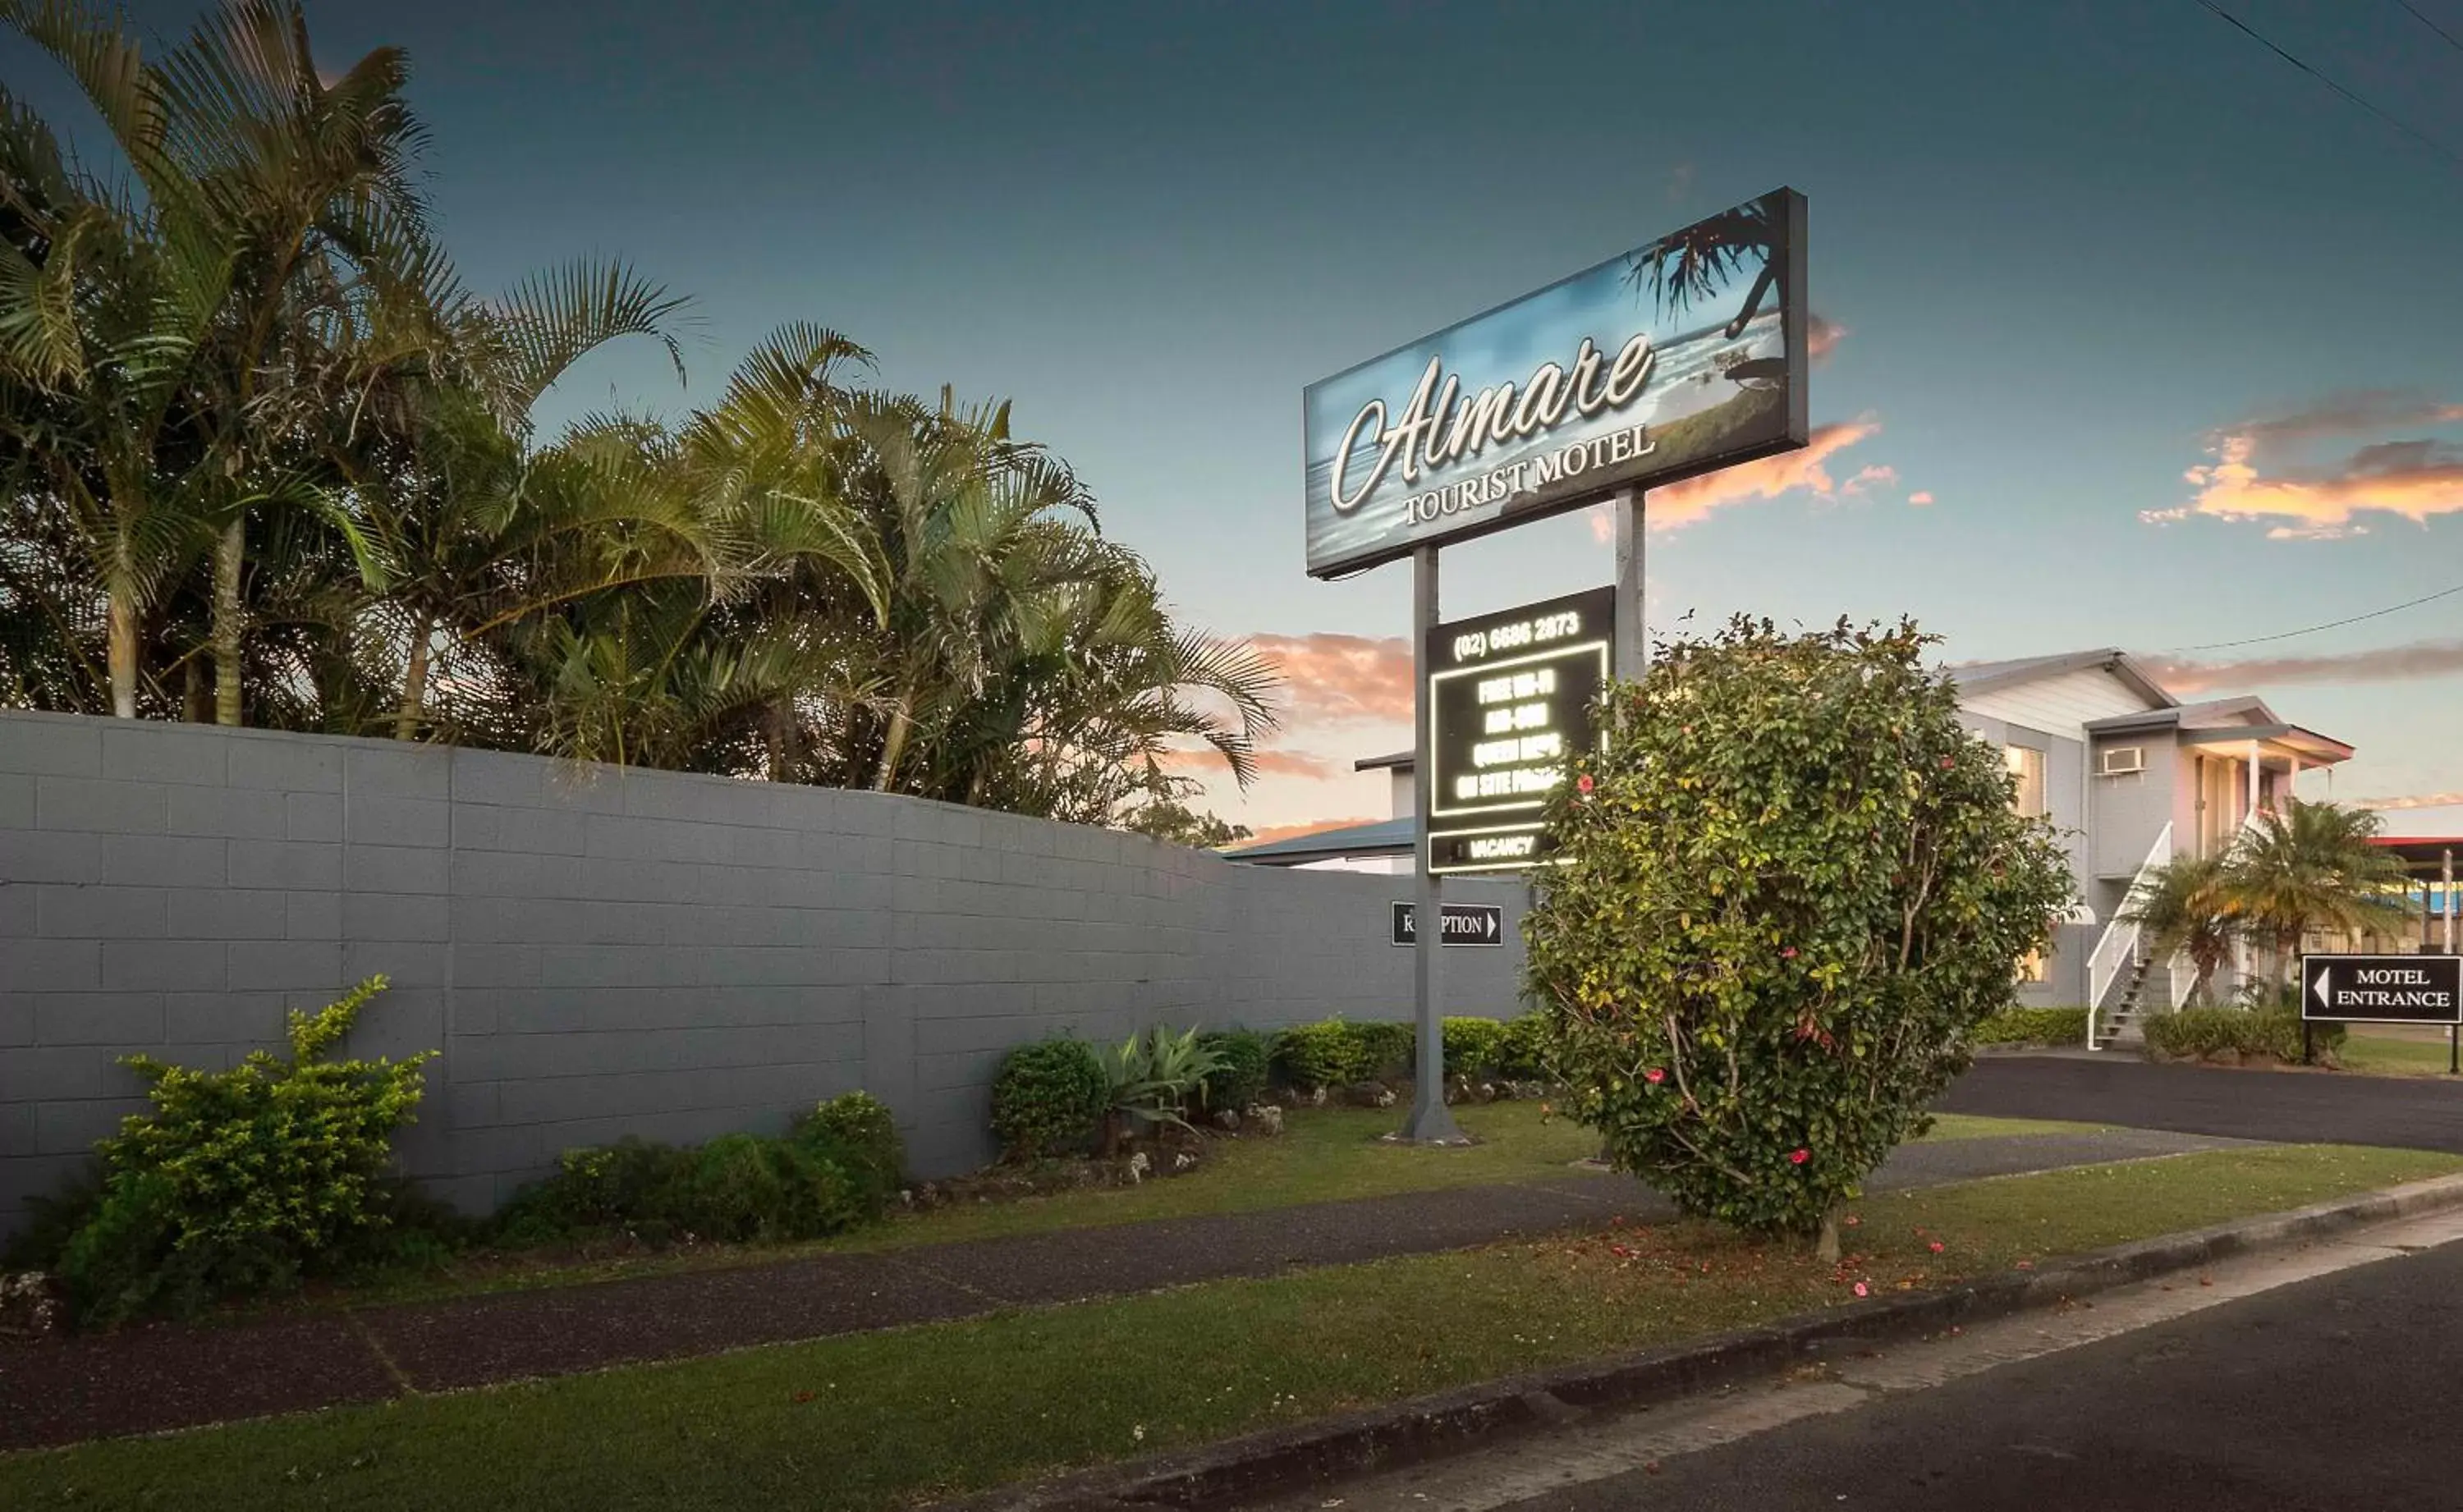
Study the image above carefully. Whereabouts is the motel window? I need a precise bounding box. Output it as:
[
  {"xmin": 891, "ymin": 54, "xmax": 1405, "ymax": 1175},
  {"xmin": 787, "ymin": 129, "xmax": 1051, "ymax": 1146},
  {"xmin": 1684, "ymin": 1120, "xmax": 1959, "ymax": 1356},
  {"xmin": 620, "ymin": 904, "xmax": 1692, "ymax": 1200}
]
[
  {"xmin": 2004, "ymin": 745, "xmax": 2047, "ymax": 819},
  {"xmin": 2016, "ymin": 949, "xmax": 2049, "ymax": 984}
]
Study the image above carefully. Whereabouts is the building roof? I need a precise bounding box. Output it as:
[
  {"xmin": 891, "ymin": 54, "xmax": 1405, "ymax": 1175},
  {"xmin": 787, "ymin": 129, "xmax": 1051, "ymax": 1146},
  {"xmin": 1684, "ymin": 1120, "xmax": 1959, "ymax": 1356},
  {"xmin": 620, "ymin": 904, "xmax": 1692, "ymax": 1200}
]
[
  {"xmin": 1354, "ymin": 750, "xmax": 1413, "ymax": 772},
  {"xmin": 2086, "ymin": 696, "xmax": 2355, "ymax": 764},
  {"xmin": 1947, "ymin": 648, "xmax": 2178, "ymax": 708},
  {"xmin": 1222, "ymin": 815, "xmax": 1415, "ymax": 865}
]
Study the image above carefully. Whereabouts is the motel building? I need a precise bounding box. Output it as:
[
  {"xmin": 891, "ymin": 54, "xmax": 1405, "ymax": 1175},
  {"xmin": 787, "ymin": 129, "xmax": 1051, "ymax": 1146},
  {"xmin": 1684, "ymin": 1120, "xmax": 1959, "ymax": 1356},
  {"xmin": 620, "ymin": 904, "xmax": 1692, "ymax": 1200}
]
[{"xmin": 1227, "ymin": 648, "xmax": 2401, "ymax": 1047}]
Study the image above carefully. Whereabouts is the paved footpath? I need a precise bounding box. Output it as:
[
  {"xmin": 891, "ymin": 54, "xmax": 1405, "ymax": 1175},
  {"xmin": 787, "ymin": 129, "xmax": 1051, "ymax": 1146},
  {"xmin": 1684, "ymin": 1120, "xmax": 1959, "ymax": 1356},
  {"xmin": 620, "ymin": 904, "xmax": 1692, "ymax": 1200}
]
[
  {"xmin": 0, "ymin": 1128, "xmax": 2229, "ymax": 1450},
  {"xmin": 1943, "ymin": 1053, "xmax": 2463, "ymax": 1152}
]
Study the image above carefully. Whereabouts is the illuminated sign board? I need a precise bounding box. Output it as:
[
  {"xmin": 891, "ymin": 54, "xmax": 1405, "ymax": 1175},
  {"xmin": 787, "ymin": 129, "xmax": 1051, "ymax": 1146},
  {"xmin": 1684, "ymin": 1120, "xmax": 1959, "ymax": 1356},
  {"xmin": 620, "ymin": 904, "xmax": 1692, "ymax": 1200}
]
[
  {"xmin": 2302, "ymin": 954, "xmax": 2462, "ymax": 1025},
  {"xmin": 1301, "ymin": 188, "xmax": 1807, "ymax": 580},
  {"xmin": 1425, "ymin": 586, "xmax": 1613, "ymax": 876}
]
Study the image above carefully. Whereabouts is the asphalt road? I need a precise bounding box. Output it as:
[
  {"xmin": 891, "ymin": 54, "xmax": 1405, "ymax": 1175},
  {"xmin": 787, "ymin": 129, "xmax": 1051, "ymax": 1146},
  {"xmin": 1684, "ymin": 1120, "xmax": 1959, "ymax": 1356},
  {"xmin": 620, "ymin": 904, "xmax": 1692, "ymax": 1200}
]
[
  {"xmin": 1940, "ymin": 1054, "xmax": 2463, "ymax": 1152},
  {"xmin": 1489, "ymin": 1237, "xmax": 2463, "ymax": 1511}
]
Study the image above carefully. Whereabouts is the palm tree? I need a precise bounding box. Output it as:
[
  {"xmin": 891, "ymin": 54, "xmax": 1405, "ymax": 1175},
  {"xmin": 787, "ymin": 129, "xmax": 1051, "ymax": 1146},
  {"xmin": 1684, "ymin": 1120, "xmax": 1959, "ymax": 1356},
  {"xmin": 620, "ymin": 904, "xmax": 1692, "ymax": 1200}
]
[
  {"xmin": 330, "ymin": 259, "xmax": 695, "ymax": 740},
  {"xmin": 0, "ymin": 74, "xmax": 222, "ymax": 717},
  {"xmin": 2224, "ymin": 799, "xmax": 2412, "ymax": 990},
  {"xmin": 2118, "ymin": 854, "xmax": 2238, "ymax": 1006},
  {"xmin": 6, "ymin": 0, "xmax": 437, "ymax": 725}
]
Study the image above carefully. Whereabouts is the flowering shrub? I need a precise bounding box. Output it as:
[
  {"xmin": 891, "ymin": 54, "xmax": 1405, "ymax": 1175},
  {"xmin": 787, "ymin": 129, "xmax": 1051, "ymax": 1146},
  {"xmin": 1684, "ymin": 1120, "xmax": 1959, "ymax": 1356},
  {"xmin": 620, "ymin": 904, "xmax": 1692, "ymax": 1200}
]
[
  {"xmin": 50, "ymin": 976, "xmax": 437, "ymax": 1326},
  {"xmin": 1523, "ymin": 617, "xmax": 2072, "ymax": 1240}
]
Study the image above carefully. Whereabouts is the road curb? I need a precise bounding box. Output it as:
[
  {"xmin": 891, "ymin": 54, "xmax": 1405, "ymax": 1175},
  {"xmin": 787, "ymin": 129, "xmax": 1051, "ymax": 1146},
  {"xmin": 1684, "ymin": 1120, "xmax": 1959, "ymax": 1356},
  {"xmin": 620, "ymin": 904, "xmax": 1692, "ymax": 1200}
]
[{"xmin": 946, "ymin": 1171, "xmax": 2463, "ymax": 1511}]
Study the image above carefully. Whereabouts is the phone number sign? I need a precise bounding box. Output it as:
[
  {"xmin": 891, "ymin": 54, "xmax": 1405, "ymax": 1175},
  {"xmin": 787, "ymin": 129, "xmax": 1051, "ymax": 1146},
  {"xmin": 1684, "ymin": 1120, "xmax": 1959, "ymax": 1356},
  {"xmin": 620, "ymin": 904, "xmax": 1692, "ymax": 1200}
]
[{"xmin": 1424, "ymin": 585, "xmax": 1613, "ymax": 875}]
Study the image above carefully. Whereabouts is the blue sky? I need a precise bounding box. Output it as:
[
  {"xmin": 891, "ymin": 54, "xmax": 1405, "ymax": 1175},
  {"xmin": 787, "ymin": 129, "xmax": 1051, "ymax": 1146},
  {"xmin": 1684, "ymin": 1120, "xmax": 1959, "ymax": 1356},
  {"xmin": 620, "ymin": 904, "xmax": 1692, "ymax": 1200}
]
[{"xmin": 10, "ymin": 0, "xmax": 2463, "ymax": 834}]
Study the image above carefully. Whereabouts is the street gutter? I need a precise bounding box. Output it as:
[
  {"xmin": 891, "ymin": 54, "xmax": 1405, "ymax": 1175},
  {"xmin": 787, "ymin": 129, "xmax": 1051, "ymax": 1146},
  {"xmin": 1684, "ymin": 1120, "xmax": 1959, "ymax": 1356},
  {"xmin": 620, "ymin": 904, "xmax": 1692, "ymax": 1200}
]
[{"xmin": 942, "ymin": 1171, "xmax": 2463, "ymax": 1512}]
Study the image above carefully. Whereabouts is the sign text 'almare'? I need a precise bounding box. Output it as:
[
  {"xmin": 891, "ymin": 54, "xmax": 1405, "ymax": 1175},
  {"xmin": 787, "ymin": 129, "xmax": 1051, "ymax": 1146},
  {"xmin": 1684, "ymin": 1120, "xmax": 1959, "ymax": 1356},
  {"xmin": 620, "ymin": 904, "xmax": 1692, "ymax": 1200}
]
[
  {"xmin": 1389, "ymin": 902, "xmax": 1505, "ymax": 947},
  {"xmin": 2303, "ymin": 953, "xmax": 2463, "ymax": 1025},
  {"xmin": 1424, "ymin": 586, "xmax": 1613, "ymax": 876}
]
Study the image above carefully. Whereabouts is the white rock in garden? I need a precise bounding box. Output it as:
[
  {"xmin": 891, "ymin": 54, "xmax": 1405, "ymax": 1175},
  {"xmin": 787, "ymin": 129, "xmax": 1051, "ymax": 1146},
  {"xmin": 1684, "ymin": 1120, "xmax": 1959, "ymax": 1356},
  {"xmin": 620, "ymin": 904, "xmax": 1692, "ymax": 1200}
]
[
  {"xmin": 1126, "ymin": 1151, "xmax": 1152, "ymax": 1184},
  {"xmin": 1247, "ymin": 1105, "xmax": 1285, "ymax": 1135}
]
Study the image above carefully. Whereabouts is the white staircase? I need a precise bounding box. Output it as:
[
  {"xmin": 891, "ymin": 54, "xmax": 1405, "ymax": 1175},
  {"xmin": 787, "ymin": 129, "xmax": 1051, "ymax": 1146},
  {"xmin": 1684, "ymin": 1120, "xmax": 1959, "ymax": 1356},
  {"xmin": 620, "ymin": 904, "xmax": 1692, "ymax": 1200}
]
[{"xmin": 2085, "ymin": 823, "xmax": 2176, "ymax": 1050}]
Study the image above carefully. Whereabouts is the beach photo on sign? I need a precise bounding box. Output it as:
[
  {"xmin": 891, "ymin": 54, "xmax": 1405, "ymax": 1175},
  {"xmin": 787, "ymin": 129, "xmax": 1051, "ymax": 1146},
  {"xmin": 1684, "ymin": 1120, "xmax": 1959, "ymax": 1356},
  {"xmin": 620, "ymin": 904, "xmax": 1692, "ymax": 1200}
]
[{"xmin": 1301, "ymin": 190, "xmax": 1802, "ymax": 577}]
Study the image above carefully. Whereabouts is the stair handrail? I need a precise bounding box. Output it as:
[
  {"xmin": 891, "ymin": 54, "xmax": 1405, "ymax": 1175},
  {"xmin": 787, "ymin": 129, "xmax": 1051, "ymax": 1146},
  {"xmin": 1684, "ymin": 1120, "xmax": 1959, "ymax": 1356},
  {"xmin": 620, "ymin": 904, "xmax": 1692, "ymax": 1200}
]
[{"xmin": 2085, "ymin": 822, "xmax": 2174, "ymax": 1047}]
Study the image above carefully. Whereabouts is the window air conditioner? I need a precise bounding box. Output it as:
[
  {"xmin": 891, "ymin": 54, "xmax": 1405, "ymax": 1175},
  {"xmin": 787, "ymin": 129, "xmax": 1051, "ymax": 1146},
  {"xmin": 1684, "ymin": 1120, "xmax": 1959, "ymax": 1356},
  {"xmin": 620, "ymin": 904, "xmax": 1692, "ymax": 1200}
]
[{"xmin": 2099, "ymin": 746, "xmax": 2145, "ymax": 777}]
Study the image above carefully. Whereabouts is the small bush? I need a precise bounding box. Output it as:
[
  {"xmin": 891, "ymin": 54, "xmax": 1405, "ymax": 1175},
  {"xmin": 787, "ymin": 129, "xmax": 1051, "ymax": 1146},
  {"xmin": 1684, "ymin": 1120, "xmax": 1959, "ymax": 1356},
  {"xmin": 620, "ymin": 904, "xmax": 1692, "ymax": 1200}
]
[
  {"xmin": 1356, "ymin": 1021, "xmax": 1416, "ymax": 1079},
  {"xmin": 1971, "ymin": 1008, "xmax": 2090, "ymax": 1047},
  {"xmin": 794, "ymin": 1092, "xmax": 904, "ymax": 1212},
  {"xmin": 495, "ymin": 1099, "xmax": 898, "ymax": 1250},
  {"xmin": 2144, "ymin": 1008, "xmax": 2342, "ymax": 1063},
  {"xmin": 1441, "ymin": 1017, "xmax": 1509, "ymax": 1077},
  {"xmin": 990, "ymin": 1037, "xmax": 1110, "ymax": 1159},
  {"xmin": 1196, "ymin": 1029, "xmax": 1271, "ymax": 1111},
  {"xmin": 1272, "ymin": 1020, "xmax": 1374, "ymax": 1090},
  {"xmin": 43, "ymin": 976, "xmax": 434, "ymax": 1327},
  {"xmin": 667, "ymin": 1134, "xmax": 860, "ymax": 1243},
  {"xmin": 1494, "ymin": 1014, "xmax": 1555, "ymax": 1080}
]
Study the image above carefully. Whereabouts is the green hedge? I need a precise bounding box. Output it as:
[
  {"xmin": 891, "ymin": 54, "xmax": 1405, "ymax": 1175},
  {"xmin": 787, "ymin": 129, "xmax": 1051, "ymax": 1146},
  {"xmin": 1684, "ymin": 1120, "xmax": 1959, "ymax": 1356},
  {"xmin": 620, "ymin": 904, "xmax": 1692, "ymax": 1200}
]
[
  {"xmin": 1971, "ymin": 1007, "xmax": 2089, "ymax": 1047},
  {"xmin": 2144, "ymin": 1008, "xmax": 2345, "ymax": 1062},
  {"xmin": 493, "ymin": 1091, "xmax": 905, "ymax": 1249},
  {"xmin": 1270, "ymin": 1020, "xmax": 1378, "ymax": 1090},
  {"xmin": 1196, "ymin": 1029, "xmax": 1272, "ymax": 1111},
  {"xmin": 1268, "ymin": 1015, "xmax": 1551, "ymax": 1090}
]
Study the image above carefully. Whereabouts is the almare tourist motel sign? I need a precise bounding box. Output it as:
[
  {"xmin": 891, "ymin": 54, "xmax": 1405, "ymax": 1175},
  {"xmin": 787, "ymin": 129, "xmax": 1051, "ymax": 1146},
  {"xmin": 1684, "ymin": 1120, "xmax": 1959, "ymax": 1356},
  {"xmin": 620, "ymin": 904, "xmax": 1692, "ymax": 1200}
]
[
  {"xmin": 1300, "ymin": 187, "xmax": 1809, "ymax": 580},
  {"xmin": 1425, "ymin": 586, "xmax": 1613, "ymax": 875}
]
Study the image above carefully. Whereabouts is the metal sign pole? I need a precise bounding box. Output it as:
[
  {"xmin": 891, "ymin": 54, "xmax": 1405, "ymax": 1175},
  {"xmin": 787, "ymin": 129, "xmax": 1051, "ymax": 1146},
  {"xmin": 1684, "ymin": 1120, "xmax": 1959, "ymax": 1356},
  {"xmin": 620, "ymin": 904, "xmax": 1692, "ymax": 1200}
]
[
  {"xmin": 1399, "ymin": 543, "xmax": 1467, "ymax": 1143},
  {"xmin": 1612, "ymin": 488, "xmax": 1644, "ymax": 682}
]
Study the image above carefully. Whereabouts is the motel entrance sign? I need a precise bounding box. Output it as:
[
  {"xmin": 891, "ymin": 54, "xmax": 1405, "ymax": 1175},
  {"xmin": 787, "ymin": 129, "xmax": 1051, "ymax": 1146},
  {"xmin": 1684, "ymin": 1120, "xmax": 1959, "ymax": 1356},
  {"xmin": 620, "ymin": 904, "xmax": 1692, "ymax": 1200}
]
[{"xmin": 2300, "ymin": 952, "xmax": 2463, "ymax": 1073}]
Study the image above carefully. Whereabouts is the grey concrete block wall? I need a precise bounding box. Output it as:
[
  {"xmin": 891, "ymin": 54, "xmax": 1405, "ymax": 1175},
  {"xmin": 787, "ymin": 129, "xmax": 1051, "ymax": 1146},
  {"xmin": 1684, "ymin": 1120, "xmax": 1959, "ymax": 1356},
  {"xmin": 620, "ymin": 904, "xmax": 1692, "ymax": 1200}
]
[{"xmin": 0, "ymin": 711, "xmax": 1527, "ymax": 1236}]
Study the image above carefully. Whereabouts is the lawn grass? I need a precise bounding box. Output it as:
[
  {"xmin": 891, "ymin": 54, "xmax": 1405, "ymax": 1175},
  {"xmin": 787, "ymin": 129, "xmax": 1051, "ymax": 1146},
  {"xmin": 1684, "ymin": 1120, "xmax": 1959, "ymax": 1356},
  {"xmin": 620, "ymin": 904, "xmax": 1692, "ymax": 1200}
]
[
  {"xmin": 2338, "ymin": 1033, "xmax": 2463, "ymax": 1079},
  {"xmin": 1916, "ymin": 1112, "xmax": 2104, "ymax": 1141},
  {"xmin": 7, "ymin": 1142, "xmax": 2450, "ymax": 1511},
  {"xmin": 326, "ymin": 1106, "xmax": 2086, "ymax": 1309}
]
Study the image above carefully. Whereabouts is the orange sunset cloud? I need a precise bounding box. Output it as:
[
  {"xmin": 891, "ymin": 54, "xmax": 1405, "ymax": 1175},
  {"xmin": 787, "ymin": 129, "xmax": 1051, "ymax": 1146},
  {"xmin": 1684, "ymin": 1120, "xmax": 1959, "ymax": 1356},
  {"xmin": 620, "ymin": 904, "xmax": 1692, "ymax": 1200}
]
[
  {"xmin": 1248, "ymin": 632, "xmax": 1414, "ymax": 726},
  {"xmin": 2149, "ymin": 392, "xmax": 2463, "ymax": 538}
]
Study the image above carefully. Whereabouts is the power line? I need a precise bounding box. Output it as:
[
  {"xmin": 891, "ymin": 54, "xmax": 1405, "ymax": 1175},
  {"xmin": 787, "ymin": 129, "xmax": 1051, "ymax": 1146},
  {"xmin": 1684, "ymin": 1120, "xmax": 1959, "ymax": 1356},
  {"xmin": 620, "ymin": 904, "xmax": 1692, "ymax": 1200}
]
[
  {"xmin": 2190, "ymin": 0, "xmax": 2463, "ymax": 171},
  {"xmin": 2160, "ymin": 580, "xmax": 2463, "ymax": 654},
  {"xmin": 2390, "ymin": 0, "xmax": 2463, "ymax": 55}
]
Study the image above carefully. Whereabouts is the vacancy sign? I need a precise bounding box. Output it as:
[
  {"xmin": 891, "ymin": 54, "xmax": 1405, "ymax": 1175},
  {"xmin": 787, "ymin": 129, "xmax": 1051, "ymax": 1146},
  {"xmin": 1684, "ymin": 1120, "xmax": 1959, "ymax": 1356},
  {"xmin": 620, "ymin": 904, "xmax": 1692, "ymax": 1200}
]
[{"xmin": 2302, "ymin": 953, "xmax": 2463, "ymax": 1025}]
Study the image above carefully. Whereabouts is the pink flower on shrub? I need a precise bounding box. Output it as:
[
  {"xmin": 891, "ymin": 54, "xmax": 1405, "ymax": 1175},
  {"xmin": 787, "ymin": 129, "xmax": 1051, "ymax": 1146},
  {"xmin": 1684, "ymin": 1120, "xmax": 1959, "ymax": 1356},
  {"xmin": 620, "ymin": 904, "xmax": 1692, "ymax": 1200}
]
[
  {"xmin": 1939, "ymin": 755, "xmax": 1955, "ymax": 770},
  {"xmin": 1852, "ymin": 1281, "xmax": 1869, "ymax": 1298},
  {"xmin": 1644, "ymin": 1067, "xmax": 1666, "ymax": 1085},
  {"xmin": 1781, "ymin": 946, "xmax": 1798, "ymax": 960},
  {"xmin": 1576, "ymin": 773, "xmax": 1595, "ymax": 795},
  {"xmin": 1789, "ymin": 1148, "xmax": 1809, "ymax": 1166},
  {"xmin": 1929, "ymin": 1240, "xmax": 1945, "ymax": 1253}
]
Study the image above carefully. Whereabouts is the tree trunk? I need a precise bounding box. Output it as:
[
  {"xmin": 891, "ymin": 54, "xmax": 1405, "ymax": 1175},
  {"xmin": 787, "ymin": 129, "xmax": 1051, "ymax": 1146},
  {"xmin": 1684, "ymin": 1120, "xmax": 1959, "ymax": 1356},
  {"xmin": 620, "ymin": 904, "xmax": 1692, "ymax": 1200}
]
[
  {"xmin": 1815, "ymin": 1212, "xmax": 1842, "ymax": 1264},
  {"xmin": 394, "ymin": 614, "xmax": 433, "ymax": 741},
  {"xmin": 105, "ymin": 583, "xmax": 139, "ymax": 719},
  {"xmin": 211, "ymin": 517, "xmax": 245, "ymax": 726},
  {"xmin": 872, "ymin": 703, "xmax": 910, "ymax": 792},
  {"xmin": 182, "ymin": 657, "xmax": 209, "ymax": 723},
  {"xmin": 764, "ymin": 696, "xmax": 798, "ymax": 782}
]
